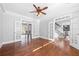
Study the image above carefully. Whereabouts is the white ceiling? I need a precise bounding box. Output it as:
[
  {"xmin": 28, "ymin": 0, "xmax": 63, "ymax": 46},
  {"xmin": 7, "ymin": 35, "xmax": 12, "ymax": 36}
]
[{"xmin": 2, "ymin": 3, "xmax": 79, "ymax": 20}]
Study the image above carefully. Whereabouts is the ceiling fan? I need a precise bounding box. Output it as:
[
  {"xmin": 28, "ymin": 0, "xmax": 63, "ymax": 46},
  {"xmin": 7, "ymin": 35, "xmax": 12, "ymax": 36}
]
[{"xmin": 30, "ymin": 4, "xmax": 48, "ymax": 16}]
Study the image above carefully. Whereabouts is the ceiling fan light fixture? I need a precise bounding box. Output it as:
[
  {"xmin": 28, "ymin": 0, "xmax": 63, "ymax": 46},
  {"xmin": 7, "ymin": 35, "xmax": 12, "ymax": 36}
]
[
  {"xmin": 36, "ymin": 12, "xmax": 43, "ymax": 16},
  {"xmin": 30, "ymin": 4, "xmax": 48, "ymax": 16}
]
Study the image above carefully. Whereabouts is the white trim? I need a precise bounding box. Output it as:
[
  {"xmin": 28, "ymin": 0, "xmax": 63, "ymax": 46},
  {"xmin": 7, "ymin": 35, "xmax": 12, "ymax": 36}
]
[
  {"xmin": 48, "ymin": 22, "xmax": 53, "ymax": 40},
  {"xmin": 2, "ymin": 36, "xmax": 40, "ymax": 45},
  {"xmin": 5, "ymin": 10, "xmax": 33, "ymax": 20},
  {"xmin": 32, "ymin": 36, "xmax": 40, "ymax": 39},
  {"xmin": 39, "ymin": 36, "xmax": 54, "ymax": 41},
  {"xmin": 1, "ymin": 36, "xmax": 40, "ymax": 46},
  {"xmin": 33, "ymin": 36, "xmax": 52, "ymax": 40},
  {"xmin": 41, "ymin": 36, "xmax": 57, "ymax": 42},
  {"xmin": 70, "ymin": 44, "xmax": 79, "ymax": 50},
  {"xmin": 1, "ymin": 36, "xmax": 54, "ymax": 48},
  {"xmin": 2, "ymin": 40, "xmax": 21, "ymax": 45},
  {"xmin": 71, "ymin": 45, "xmax": 79, "ymax": 50},
  {"xmin": 33, "ymin": 36, "xmax": 54, "ymax": 41},
  {"xmin": 39, "ymin": 36, "xmax": 48, "ymax": 39},
  {"xmin": 5, "ymin": 10, "xmax": 40, "ymax": 21}
]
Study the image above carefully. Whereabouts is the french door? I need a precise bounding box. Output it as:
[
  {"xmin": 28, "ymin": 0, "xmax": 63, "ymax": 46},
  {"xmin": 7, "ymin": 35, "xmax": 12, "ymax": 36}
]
[{"xmin": 48, "ymin": 22, "xmax": 54, "ymax": 40}]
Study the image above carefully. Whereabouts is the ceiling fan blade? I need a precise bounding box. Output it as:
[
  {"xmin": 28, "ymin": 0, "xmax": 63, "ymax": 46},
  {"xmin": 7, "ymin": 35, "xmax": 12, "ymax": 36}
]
[
  {"xmin": 36, "ymin": 12, "xmax": 40, "ymax": 16},
  {"xmin": 29, "ymin": 11, "xmax": 37, "ymax": 13},
  {"xmin": 41, "ymin": 12, "xmax": 46, "ymax": 15},
  {"xmin": 33, "ymin": 4, "xmax": 38, "ymax": 10},
  {"xmin": 41, "ymin": 7, "xmax": 48, "ymax": 10}
]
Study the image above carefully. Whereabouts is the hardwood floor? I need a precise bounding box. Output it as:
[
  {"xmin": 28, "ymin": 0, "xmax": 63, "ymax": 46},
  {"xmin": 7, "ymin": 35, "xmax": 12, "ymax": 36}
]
[{"xmin": 0, "ymin": 38, "xmax": 79, "ymax": 56}]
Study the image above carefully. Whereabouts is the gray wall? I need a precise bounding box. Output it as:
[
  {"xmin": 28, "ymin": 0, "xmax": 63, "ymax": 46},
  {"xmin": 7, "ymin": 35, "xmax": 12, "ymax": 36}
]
[
  {"xmin": 39, "ymin": 11, "xmax": 79, "ymax": 50},
  {"xmin": 70, "ymin": 11, "xmax": 79, "ymax": 49},
  {"xmin": 40, "ymin": 20, "xmax": 48, "ymax": 38},
  {"xmin": 39, "ymin": 19, "xmax": 53, "ymax": 39},
  {"xmin": 2, "ymin": 11, "xmax": 40, "ymax": 43},
  {"xmin": 32, "ymin": 20, "xmax": 40, "ymax": 38},
  {"xmin": 2, "ymin": 13, "xmax": 15, "ymax": 42},
  {"xmin": 0, "ymin": 5, "xmax": 3, "ymax": 47}
]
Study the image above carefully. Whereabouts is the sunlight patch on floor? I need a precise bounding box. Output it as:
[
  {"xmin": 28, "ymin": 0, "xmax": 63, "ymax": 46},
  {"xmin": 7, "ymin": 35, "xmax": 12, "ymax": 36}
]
[{"xmin": 32, "ymin": 41, "xmax": 53, "ymax": 52}]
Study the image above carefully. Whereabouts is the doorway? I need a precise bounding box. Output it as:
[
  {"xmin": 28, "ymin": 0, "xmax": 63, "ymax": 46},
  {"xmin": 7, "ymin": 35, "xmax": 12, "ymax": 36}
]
[
  {"xmin": 48, "ymin": 22, "xmax": 54, "ymax": 41},
  {"xmin": 55, "ymin": 18, "xmax": 71, "ymax": 41},
  {"xmin": 21, "ymin": 23, "xmax": 32, "ymax": 45}
]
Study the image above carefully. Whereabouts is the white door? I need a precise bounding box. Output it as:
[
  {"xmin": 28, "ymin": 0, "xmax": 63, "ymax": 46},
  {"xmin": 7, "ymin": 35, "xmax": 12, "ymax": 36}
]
[
  {"xmin": 72, "ymin": 18, "xmax": 79, "ymax": 49},
  {"xmin": 48, "ymin": 22, "xmax": 53, "ymax": 40},
  {"xmin": 21, "ymin": 23, "xmax": 28, "ymax": 45},
  {"xmin": 15, "ymin": 18, "xmax": 22, "ymax": 41}
]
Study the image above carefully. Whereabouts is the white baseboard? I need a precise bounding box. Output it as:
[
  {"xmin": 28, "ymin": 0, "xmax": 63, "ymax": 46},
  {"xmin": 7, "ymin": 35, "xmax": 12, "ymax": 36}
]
[
  {"xmin": 1, "ymin": 36, "xmax": 53, "ymax": 48},
  {"xmin": 39, "ymin": 36, "xmax": 55, "ymax": 41},
  {"xmin": 0, "ymin": 40, "xmax": 21, "ymax": 48},
  {"xmin": 2, "ymin": 40, "xmax": 21, "ymax": 45},
  {"xmin": 70, "ymin": 44, "xmax": 79, "ymax": 50},
  {"xmin": 2, "ymin": 36, "xmax": 40, "ymax": 46},
  {"xmin": 1, "ymin": 36, "xmax": 40, "ymax": 46},
  {"xmin": 32, "ymin": 36, "xmax": 40, "ymax": 39},
  {"xmin": 39, "ymin": 36, "xmax": 49, "ymax": 39}
]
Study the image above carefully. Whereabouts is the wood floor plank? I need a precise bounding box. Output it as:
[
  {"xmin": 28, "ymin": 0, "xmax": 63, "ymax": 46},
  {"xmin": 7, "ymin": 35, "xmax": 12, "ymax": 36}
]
[{"xmin": 0, "ymin": 38, "xmax": 79, "ymax": 56}]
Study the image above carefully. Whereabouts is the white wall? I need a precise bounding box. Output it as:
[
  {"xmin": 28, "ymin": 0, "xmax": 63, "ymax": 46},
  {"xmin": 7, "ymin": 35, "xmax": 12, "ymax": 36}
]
[
  {"xmin": 39, "ymin": 20, "xmax": 48, "ymax": 39},
  {"xmin": 1, "ymin": 11, "xmax": 40, "ymax": 45},
  {"xmin": 1, "ymin": 3, "xmax": 79, "ymax": 50},
  {"xmin": 39, "ymin": 3, "xmax": 79, "ymax": 40},
  {"xmin": 39, "ymin": 11, "xmax": 79, "ymax": 50},
  {"xmin": 39, "ymin": 19, "xmax": 53, "ymax": 39},
  {"xmin": 32, "ymin": 20, "xmax": 40, "ymax": 38},
  {"xmin": 70, "ymin": 11, "xmax": 79, "ymax": 49},
  {"xmin": 2, "ymin": 13, "xmax": 15, "ymax": 42},
  {"xmin": 0, "ymin": 5, "xmax": 4, "ymax": 47},
  {"xmin": 39, "ymin": 11, "xmax": 79, "ymax": 45}
]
